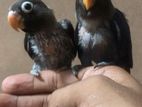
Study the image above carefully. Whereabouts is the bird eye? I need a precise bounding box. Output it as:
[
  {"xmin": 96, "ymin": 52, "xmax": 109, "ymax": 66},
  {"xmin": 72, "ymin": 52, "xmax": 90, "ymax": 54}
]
[{"xmin": 21, "ymin": 1, "xmax": 33, "ymax": 13}]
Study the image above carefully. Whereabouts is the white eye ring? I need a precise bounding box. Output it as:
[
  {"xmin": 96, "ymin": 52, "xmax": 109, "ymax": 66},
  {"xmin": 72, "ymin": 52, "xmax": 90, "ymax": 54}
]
[{"xmin": 21, "ymin": 1, "xmax": 33, "ymax": 13}]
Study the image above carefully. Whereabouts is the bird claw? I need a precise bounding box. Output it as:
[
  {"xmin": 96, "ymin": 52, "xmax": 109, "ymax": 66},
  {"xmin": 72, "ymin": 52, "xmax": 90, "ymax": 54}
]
[
  {"xmin": 94, "ymin": 62, "xmax": 113, "ymax": 69},
  {"xmin": 72, "ymin": 65, "xmax": 84, "ymax": 78},
  {"xmin": 72, "ymin": 68, "xmax": 78, "ymax": 78},
  {"xmin": 30, "ymin": 70, "xmax": 40, "ymax": 76},
  {"xmin": 30, "ymin": 63, "xmax": 41, "ymax": 76}
]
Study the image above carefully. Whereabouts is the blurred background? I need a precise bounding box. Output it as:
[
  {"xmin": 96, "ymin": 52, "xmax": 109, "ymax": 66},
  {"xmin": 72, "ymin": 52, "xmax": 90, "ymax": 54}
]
[{"xmin": 0, "ymin": 0, "xmax": 142, "ymax": 85}]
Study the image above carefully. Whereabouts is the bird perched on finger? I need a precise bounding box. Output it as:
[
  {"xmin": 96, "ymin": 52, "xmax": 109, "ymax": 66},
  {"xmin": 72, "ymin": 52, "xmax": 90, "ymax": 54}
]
[
  {"xmin": 73, "ymin": 0, "xmax": 133, "ymax": 74},
  {"xmin": 8, "ymin": 0, "xmax": 76, "ymax": 76}
]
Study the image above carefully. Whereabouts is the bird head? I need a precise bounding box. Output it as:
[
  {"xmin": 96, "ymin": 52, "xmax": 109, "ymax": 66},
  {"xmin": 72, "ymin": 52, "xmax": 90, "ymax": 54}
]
[
  {"xmin": 76, "ymin": 0, "xmax": 114, "ymax": 20},
  {"xmin": 8, "ymin": 0, "xmax": 56, "ymax": 33}
]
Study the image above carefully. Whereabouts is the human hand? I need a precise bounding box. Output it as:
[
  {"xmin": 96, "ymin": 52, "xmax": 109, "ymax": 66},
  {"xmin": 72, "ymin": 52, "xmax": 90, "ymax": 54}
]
[{"xmin": 1, "ymin": 66, "xmax": 142, "ymax": 107}]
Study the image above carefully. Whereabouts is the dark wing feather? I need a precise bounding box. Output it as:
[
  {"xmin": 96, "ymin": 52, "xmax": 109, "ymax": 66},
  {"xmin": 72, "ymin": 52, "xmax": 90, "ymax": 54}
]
[
  {"xmin": 59, "ymin": 19, "xmax": 77, "ymax": 57},
  {"xmin": 75, "ymin": 22, "xmax": 80, "ymax": 48},
  {"xmin": 110, "ymin": 9, "xmax": 133, "ymax": 68},
  {"xmin": 24, "ymin": 33, "xmax": 37, "ymax": 59},
  {"xmin": 58, "ymin": 19, "xmax": 74, "ymax": 39}
]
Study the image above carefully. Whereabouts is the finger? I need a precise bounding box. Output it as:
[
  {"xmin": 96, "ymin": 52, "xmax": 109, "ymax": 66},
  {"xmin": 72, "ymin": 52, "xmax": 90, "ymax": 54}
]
[
  {"xmin": 0, "ymin": 89, "xmax": 77, "ymax": 107},
  {"xmin": 0, "ymin": 93, "xmax": 49, "ymax": 107},
  {"xmin": 0, "ymin": 84, "xmax": 79, "ymax": 107},
  {"xmin": 0, "ymin": 94, "xmax": 17, "ymax": 107},
  {"xmin": 2, "ymin": 70, "xmax": 78, "ymax": 95}
]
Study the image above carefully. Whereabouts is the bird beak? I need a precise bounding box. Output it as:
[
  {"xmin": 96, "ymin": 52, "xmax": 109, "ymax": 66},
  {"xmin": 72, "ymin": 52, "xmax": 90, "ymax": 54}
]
[
  {"xmin": 83, "ymin": 0, "xmax": 94, "ymax": 10},
  {"xmin": 8, "ymin": 11, "xmax": 24, "ymax": 32}
]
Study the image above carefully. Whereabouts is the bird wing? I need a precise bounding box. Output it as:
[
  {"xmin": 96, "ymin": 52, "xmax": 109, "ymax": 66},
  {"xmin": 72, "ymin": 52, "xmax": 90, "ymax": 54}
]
[
  {"xmin": 24, "ymin": 33, "xmax": 38, "ymax": 59},
  {"xmin": 58, "ymin": 19, "xmax": 74, "ymax": 40},
  {"xmin": 110, "ymin": 9, "xmax": 133, "ymax": 68},
  {"xmin": 59, "ymin": 19, "xmax": 77, "ymax": 57},
  {"xmin": 74, "ymin": 22, "xmax": 80, "ymax": 47}
]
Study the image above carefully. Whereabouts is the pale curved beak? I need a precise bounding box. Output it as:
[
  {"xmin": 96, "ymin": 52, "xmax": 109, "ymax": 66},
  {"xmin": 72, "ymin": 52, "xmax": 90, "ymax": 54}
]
[
  {"xmin": 83, "ymin": 0, "xmax": 94, "ymax": 10},
  {"xmin": 8, "ymin": 11, "xmax": 24, "ymax": 32}
]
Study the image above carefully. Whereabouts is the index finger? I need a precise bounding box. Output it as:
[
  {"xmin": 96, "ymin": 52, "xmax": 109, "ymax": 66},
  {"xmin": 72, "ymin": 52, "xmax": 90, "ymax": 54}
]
[{"xmin": 2, "ymin": 69, "xmax": 78, "ymax": 95}]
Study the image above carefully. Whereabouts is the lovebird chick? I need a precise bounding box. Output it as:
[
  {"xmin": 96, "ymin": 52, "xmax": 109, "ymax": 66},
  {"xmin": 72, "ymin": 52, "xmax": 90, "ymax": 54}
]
[
  {"xmin": 74, "ymin": 0, "xmax": 133, "ymax": 74},
  {"xmin": 8, "ymin": 0, "xmax": 76, "ymax": 76}
]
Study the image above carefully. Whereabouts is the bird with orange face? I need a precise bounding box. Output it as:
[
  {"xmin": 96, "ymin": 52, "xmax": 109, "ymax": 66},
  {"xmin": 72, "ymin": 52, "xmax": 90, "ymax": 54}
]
[
  {"xmin": 8, "ymin": 0, "xmax": 76, "ymax": 76},
  {"xmin": 73, "ymin": 0, "xmax": 133, "ymax": 74}
]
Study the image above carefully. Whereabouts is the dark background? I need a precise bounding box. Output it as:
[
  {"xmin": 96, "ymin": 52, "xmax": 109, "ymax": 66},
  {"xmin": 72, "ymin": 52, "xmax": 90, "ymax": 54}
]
[{"xmin": 0, "ymin": 0, "xmax": 142, "ymax": 85}]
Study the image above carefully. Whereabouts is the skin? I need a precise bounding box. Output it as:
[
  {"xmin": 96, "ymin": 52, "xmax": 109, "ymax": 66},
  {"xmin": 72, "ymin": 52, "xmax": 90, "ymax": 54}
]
[{"xmin": 1, "ymin": 66, "xmax": 142, "ymax": 107}]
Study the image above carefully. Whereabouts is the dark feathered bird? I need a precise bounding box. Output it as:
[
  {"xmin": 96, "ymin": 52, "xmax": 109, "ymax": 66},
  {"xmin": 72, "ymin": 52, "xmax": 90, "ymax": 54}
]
[
  {"xmin": 74, "ymin": 0, "xmax": 133, "ymax": 73},
  {"xmin": 8, "ymin": 0, "xmax": 76, "ymax": 76}
]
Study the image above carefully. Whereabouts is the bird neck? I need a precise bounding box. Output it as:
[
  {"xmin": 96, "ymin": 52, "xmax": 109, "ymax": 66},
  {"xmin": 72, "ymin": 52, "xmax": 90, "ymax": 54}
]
[
  {"xmin": 44, "ymin": 15, "xmax": 57, "ymax": 32},
  {"xmin": 36, "ymin": 17, "xmax": 57, "ymax": 34},
  {"xmin": 80, "ymin": 8, "xmax": 116, "ymax": 32},
  {"xmin": 81, "ymin": 18, "xmax": 104, "ymax": 32},
  {"xmin": 33, "ymin": 20, "xmax": 58, "ymax": 39}
]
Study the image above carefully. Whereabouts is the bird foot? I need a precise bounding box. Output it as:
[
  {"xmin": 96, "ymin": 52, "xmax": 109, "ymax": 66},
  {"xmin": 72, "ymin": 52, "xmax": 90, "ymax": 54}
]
[
  {"xmin": 72, "ymin": 65, "xmax": 84, "ymax": 78},
  {"xmin": 94, "ymin": 62, "xmax": 113, "ymax": 69},
  {"xmin": 30, "ymin": 63, "xmax": 41, "ymax": 76}
]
